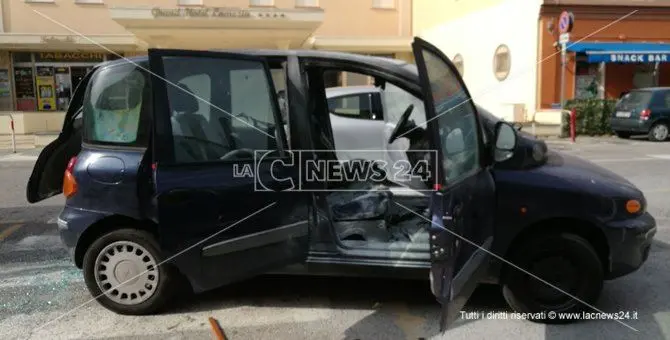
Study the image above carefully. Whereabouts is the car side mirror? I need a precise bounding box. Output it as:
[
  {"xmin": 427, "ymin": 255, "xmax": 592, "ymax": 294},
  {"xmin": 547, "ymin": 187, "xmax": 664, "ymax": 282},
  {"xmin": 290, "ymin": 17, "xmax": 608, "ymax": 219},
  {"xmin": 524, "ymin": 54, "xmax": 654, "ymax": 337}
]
[
  {"xmin": 493, "ymin": 122, "xmax": 517, "ymax": 162},
  {"xmin": 512, "ymin": 122, "xmax": 523, "ymax": 131}
]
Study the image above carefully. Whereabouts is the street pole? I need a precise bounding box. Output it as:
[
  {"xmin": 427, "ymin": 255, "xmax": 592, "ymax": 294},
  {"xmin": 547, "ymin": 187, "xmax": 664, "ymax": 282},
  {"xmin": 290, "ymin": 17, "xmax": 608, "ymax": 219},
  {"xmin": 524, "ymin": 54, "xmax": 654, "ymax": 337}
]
[{"xmin": 560, "ymin": 45, "xmax": 566, "ymax": 109}]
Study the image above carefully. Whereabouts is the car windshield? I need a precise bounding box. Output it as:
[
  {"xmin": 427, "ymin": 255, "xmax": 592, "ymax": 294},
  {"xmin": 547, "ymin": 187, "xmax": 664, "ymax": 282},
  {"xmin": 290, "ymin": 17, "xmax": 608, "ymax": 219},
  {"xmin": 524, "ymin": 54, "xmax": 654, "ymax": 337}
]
[{"xmin": 616, "ymin": 90, "xmax": 653, "ymax": 110}]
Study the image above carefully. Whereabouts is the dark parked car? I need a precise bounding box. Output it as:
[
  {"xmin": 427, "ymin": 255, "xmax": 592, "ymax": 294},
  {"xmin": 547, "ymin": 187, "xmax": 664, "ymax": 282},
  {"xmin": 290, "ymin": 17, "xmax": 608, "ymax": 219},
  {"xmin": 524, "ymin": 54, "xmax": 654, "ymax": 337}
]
[
  {"xmin": 611, "ymin": 87, "xmax": 670, "ymax": 141},
  {"xmin": 27, "ymin": 38, "xmax": 655, "ymax": 331}
]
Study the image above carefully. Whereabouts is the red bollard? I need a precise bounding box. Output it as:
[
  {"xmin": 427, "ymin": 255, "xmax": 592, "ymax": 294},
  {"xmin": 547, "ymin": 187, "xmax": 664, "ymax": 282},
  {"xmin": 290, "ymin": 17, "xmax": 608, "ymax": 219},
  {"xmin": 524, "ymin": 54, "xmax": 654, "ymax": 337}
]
[{"xmin": 569, "ymin": 108, "xmax": 576, "ymax": 143}]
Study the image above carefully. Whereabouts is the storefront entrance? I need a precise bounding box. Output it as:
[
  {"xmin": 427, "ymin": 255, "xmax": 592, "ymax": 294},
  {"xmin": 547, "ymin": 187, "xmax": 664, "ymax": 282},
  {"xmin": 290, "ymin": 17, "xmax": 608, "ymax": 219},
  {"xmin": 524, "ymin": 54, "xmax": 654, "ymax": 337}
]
[{"xmin": 10, "ymin": 52, "xmax": 118, "ymax": 112}]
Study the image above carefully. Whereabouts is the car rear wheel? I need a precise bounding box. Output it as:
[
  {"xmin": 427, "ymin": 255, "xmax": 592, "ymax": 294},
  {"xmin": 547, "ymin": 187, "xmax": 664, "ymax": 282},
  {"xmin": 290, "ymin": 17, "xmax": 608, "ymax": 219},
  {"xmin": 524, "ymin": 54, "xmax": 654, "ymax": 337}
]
[
  {"xmin": 648, "ymin": 122, "xmax": 669, "ymax": 142},
  {"xmin": 614, "ymin": 131, "xmax": 631, "ymax": 139},
  {"xmin": 82, "ymin": 228, "xmax": 178, "ymax": 315},
  {"xmin": 501, "ymin": 232, "xmax": 604, "ymax": 324}
]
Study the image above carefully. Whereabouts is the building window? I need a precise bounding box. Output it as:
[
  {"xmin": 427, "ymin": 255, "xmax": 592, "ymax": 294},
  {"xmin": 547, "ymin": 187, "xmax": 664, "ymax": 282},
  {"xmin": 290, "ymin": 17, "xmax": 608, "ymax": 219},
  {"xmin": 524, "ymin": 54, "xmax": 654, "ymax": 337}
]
[
  {"xmin": 24, "ymin": 0, "xmax": 55, "ymax": 3},
  {"xmin": 493, "ymin": 44, "xmax": 511, "ymax": 81},
  {"xmin": 74, "ymin": 0, "xmax": 104, "ymax": 4},
  {"xmin": 295, "ymin": 0, "xmax": 319, "ymax": 7},
  {"xmin": 372, "ymin": 0, "xmax": 395, "ymax": 9},
  {"xmin": 453, "ymin": 54, "xmax": 464, "ymax": 77},
  {"xmin": 250, "ymin": 0, "xmax": 274, "ymax": 6},
  {"xmin": 177, "ymin": 0, "xmax": 203, "ymax": 5}
]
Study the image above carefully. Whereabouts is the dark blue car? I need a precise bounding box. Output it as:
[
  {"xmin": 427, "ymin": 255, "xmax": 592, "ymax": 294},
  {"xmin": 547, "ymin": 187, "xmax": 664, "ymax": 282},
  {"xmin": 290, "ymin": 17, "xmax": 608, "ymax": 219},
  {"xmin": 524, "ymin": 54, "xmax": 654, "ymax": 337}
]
[
  {"xmin": 26, "ymin": 38, "xmax": 655, "ymax": 331},
  {"xmin": 611, "ymin": 87, "xmax": 670, "ymax": 141}
]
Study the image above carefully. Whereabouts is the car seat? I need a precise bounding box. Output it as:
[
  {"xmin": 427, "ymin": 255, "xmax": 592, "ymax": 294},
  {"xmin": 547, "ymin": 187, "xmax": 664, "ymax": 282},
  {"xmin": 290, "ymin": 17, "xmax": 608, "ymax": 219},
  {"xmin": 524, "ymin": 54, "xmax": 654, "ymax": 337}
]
[{"xmin": 169, "ymin": 83, "xmax": 223, "ymax": 162}]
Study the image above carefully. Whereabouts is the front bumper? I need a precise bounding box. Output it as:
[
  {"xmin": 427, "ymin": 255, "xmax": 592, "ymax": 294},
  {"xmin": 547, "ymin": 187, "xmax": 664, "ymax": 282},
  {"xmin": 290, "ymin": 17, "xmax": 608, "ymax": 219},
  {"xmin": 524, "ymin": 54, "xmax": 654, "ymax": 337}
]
[{"xmin": 603, "ymin": 212, "xmax": 656, "ymax": 279}]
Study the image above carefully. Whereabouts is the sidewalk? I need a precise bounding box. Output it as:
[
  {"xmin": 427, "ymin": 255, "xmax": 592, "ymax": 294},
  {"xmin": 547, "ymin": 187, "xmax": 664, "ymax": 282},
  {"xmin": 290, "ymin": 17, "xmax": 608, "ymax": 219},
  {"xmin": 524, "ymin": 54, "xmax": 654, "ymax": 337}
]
[{"xmin": 0, "ymin": 148, "xmax": 42, "ymax": 162}]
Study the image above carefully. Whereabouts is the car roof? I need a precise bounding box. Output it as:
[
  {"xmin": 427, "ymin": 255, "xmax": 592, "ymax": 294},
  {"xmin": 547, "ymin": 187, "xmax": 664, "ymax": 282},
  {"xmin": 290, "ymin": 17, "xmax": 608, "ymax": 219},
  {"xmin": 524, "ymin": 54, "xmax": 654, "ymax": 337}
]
[
  {"xmin": 95, "ymin": 50, "xmax": 419, "ymax": 82},
  {"xmin": 325, "ymin": 85, "xmax": 380, "ymax": 97}
]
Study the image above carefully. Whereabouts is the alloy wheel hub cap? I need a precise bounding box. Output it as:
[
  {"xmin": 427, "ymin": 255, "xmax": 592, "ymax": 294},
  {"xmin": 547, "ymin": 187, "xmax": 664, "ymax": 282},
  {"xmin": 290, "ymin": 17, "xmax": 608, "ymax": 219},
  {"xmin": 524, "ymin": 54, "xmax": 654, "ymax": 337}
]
[
  {"xmin": 94, "ymin": 241, "xmax": 159, "ymax": 305},
  {"xmin": 654, "ymin": 125, "xmax": 668, "ymax": 140}
]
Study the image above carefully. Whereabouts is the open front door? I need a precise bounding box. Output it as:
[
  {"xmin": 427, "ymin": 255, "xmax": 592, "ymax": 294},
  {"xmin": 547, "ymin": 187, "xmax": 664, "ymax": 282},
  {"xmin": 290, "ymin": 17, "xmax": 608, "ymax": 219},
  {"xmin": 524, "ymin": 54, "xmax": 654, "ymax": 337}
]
[
  {"xmin": 148, "ymin": 49, "xmax": 311, "ymax": 291},
  {"xmin": 411, "ymin": 37, "xmax": 497, "ymax": 332},
  {"xmin": 26, "ymin": 70, "xmax": 93, "ymax": 203}
]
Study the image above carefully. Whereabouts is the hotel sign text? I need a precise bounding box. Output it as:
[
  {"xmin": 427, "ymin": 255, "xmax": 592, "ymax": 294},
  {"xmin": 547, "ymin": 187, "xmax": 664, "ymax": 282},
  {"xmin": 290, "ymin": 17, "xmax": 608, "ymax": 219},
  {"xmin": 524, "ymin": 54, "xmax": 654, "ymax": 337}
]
[{"xmin": 151, "ymin": 7, "xmax": 287, "ymax": 19}]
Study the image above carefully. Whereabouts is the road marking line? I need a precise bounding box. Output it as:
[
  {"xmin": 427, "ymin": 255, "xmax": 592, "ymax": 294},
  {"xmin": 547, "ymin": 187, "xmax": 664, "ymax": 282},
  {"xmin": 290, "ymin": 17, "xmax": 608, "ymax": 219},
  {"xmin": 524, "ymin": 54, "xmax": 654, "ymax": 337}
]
[
  {"xmin": 591, "ymin": 157, "xmax": 657, "ymax": 163},
  {"xmin": 0, "ymin": 224, "xmax": 24, "ymax": 242},
  {"xmin": 648, "ymin": 154, "xmax": 670, "ymax": 160}
]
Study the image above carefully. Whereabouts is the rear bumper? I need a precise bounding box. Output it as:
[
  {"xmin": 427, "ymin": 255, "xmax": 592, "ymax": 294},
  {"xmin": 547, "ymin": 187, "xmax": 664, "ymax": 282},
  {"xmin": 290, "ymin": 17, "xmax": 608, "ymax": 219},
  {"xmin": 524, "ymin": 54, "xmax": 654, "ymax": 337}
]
[
  {"xmin": 57, "ymin": 206, "xmax": 109, "ymax": 266},
  {"xmin": 610, "ymin": 118, "xmax": 651, "ymax": 133},
  {"xmin": 603, "ymin": 212, "xmax": 656, "ymax": 279}
]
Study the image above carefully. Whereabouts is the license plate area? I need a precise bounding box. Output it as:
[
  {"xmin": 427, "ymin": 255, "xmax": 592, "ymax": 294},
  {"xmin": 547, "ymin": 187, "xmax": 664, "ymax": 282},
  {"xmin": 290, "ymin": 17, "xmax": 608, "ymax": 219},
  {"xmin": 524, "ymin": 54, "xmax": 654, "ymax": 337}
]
[{"xmin": 616, "ymin": 111, "xmax": 631, "ymax": 118}]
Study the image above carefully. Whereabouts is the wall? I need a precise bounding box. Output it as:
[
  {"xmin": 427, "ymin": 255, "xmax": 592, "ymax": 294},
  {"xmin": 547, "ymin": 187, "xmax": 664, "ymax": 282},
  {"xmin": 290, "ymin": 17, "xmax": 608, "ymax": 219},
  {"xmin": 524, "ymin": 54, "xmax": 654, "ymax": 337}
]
[
  {"xmin": 416, "ymin": 0, "xmax": 543, "ymax": 121},
  {"xmin": 412, "ymin": 0, "xmax": 504, "ymax": 34},
  {"xmin": 6, "ymin": 0, "xmax": 407, "ymax": 38}
]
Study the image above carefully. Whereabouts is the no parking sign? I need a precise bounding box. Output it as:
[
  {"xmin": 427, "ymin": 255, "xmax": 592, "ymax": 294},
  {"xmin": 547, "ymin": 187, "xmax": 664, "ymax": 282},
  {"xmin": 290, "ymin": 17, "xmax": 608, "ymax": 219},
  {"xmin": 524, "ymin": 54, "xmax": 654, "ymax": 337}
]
[{"xmin": 558, "ymin": 11, "xmax": 574, "ymax": 34}]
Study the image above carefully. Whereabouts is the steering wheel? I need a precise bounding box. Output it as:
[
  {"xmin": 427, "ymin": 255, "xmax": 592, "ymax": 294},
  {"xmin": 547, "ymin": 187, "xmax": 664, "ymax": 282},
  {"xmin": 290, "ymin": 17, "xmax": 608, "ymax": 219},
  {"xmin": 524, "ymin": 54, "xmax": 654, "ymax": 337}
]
[
  {"xmin": 387, "ymin": 104, "xmax": 415, "ymax": 144},
  {"xmin": 219, "ymin": 148, "xmax": 254, "ymax": 161}
]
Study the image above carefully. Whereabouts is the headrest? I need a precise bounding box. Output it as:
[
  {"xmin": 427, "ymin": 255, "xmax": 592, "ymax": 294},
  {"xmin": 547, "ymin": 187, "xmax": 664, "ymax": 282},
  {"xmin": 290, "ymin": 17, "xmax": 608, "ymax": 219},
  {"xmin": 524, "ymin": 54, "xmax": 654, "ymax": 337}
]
[
  {"xmin": 97, "ymin": 77, "xmax": 144, "ymax": 111},
  {"xmin": 168, "ymin": 82, "xmax": 200, "ymax": 114}
]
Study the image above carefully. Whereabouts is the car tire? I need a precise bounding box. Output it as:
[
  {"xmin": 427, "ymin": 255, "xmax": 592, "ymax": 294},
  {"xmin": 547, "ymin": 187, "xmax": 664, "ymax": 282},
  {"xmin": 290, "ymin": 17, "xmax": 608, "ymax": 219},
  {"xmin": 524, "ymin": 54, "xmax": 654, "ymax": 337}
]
[
  {"xmin": 82, "ymin": 228, "xmax": 178, "ymax": 315},
  {"xmin": 614, "ymin": 131, "xmax": 631, "ymax": 139},
  {"xmin": 501, "ymin": 232, "xmax": 604, "ymax": 324},
  {"xmin": 648, "ymin": 122, "xmax": 669, "ymax": 142}
]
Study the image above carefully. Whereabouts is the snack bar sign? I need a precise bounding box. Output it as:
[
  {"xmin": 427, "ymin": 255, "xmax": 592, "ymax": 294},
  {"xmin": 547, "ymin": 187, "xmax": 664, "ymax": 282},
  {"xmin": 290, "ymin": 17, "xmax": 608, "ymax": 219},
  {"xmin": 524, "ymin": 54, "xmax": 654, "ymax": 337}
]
[
  {"xmin": 151, "ymin": 7, "xmax": 287, "ymax": 19},
  {"xmin": 588, "ymin": 53, "xmax": 670, "ymax": 63}
]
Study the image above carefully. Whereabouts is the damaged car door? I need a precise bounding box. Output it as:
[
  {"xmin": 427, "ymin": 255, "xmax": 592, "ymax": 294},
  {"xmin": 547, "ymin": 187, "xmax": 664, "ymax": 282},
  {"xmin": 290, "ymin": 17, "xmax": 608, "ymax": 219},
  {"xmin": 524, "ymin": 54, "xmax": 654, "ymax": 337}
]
[{"xmin": 412, "ymin": 37, "xmax": 515, "ymax": 331}]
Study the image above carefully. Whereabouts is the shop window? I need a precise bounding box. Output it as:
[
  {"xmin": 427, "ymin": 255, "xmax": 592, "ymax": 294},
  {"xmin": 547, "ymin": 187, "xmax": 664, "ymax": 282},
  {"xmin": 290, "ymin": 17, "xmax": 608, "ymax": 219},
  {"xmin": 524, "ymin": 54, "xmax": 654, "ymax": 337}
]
[
  {"xmin": 295, "ymin": 0, "xmax": 318, "ymax": 7},
  {"xmin": 452, "ymin": 54, "xmax": 464, "ymax": 77},
  {"xmin": 493, "ymin": 44, "xmax": 511, "ymax": 81},
  {"xmin": 83, "ymin": 63, "xmax": 149, "ymax": 145},
  {"xmin": 250, "ymin": 0, "xmax": 273, "ymax": 6},
  {"xmin": 372, "ymin": 0, "xmax": 395, "ymax": 9},
  {"xmin": 575, "ymin": 60, "xmax": 603, "ymax": 99}
]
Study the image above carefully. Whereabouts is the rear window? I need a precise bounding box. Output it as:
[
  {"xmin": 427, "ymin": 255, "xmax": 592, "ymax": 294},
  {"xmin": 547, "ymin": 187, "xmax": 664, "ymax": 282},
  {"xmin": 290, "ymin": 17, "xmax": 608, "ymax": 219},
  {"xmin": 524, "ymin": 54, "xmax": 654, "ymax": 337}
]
[
  {"xmin": 617, "ymin": 90, "xmax": 653, "ymax": 110},
  {"xmin": 83, "ymin": 62, "xmax": 150, "ymax": 146}
]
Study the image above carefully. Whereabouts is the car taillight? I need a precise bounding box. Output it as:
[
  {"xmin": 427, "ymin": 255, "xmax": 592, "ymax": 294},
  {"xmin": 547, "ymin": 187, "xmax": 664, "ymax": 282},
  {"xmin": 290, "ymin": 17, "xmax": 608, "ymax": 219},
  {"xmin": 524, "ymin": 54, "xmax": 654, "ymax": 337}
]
[
  {"xmin": 640, "ymin": 109, "xmax": 651, "ymax": 120},
  {"xmin": 63, "ymin": 156, "xmax": 78, "ymax": 198}
]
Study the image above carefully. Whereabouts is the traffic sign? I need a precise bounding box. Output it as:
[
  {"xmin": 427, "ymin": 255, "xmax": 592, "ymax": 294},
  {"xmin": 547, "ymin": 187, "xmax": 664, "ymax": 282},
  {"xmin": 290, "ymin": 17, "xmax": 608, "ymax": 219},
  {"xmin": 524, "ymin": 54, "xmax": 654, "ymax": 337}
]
[
  {"xmin": 559, "ymin": 33, "xmax": 570, "ymax": 44},
  {"xmin": 558, "ymin": 11, "xmax": 574, "ymax": 34}
]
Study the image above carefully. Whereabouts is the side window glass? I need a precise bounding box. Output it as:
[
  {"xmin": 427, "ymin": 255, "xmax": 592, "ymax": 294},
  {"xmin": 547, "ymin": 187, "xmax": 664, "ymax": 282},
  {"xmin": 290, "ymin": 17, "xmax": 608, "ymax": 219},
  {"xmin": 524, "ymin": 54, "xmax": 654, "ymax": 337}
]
[
  {"xmin": 664, "ymin": 92, "xmax": 670, "ymax": 108},
  {"xmin": 421, "ymin": 49, "xmax": 480, "ymax": 182},
  {"xmin": 162, "ymin": 57, "xmax": 282, "ymax": 163},
  {"xmin": 327, "ymin": 93, "xmax": 374, "ymax": 119},
  {"xmin": 83, "ymin": 63, "xmax": 148, "ymax": 146}
]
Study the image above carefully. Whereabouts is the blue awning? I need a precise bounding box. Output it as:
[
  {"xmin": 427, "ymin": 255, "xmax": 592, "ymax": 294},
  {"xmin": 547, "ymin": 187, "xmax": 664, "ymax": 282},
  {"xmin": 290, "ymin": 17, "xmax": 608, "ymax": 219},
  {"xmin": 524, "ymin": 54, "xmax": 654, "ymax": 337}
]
[{"xmin": 565, "ymin": 42, "xmax": 670, "ymax": 63}]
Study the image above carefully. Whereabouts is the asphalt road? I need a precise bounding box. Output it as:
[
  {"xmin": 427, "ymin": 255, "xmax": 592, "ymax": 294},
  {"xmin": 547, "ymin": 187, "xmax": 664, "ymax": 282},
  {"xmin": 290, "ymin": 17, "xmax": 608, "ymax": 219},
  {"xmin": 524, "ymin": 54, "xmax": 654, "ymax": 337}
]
[{"xmin": 1, "ymin": 137, "xmax": 670, "ymax": 340}]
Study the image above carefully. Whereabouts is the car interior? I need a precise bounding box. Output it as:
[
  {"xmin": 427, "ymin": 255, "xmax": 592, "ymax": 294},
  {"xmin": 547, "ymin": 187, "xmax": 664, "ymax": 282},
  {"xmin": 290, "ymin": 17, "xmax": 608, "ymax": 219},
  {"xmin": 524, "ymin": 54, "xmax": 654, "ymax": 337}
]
[{"xmin": 303, "ymin": 65, "xmax": 433, "ymax": 252}]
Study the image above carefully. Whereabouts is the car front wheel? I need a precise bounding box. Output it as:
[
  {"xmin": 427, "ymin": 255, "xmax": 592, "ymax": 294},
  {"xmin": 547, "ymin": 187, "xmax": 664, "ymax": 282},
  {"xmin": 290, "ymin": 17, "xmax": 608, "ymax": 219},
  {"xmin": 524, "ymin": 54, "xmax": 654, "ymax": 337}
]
[
  {"xmin": 82, "ymin": 228, "xmax": 178, "ymax": 315},
  {"xmin": 501, "ymin": 232, "xmax": 604, "ymax": 324}
]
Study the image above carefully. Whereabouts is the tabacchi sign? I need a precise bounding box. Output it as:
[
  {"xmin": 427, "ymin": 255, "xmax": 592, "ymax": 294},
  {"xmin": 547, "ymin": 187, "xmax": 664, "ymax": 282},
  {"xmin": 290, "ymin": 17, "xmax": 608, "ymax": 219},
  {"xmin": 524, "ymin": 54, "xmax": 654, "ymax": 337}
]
[{"xmin": 151, "ymin": 7, "xmax": 275, "ymax": 19}]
